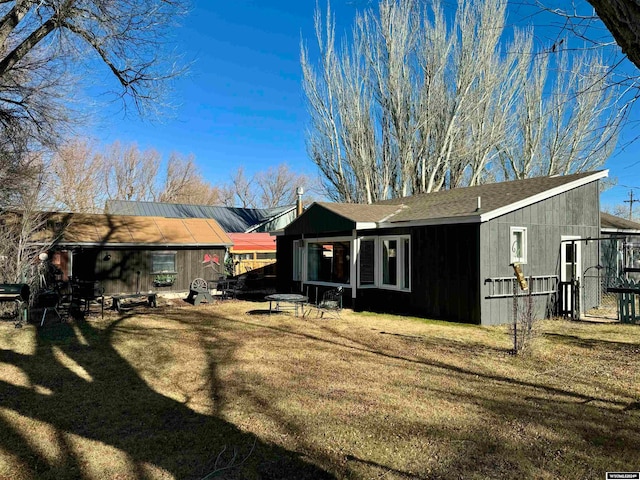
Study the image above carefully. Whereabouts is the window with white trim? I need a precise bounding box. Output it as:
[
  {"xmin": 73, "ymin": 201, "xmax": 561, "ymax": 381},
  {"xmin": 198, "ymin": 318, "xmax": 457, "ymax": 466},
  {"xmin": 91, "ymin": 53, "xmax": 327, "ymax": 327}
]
[
  {"xmin": 380, "ymin": 235, "xmax": 411, "ymax": 291},
  {"xmin": 510, "ymin": 227, "xmax": 527, "ymax": 264},
  {"xmin": 307, "ymin": 240, "xmax": 350, "ymax": 284}
]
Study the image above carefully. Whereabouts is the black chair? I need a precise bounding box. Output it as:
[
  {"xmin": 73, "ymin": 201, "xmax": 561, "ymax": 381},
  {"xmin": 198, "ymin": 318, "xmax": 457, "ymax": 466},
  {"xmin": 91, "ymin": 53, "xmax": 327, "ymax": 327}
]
[
  {"xmin": 316, "ymin": 286, "xmax": 343, "ymax": 318},
  {"xmin": 71, "ymin": 280, "xmax": 105, "ymax": 318}
]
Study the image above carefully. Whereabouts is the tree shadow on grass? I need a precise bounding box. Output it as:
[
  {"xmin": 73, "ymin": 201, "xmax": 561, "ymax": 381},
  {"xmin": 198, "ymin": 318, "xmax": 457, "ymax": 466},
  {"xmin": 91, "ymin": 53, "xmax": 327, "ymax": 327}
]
[
  {"xmin": 0, "ymin": 312, "xmax": 334, "ymax": 480},
  {"xmin": 215, "ymin": 316, "xmax": 640, "ymax": 479},
  {"xmin": 543, "ymin": 332, "xmax": 640, "ymax": 351},
  {"xmin": 225, "ymin": 316, "xmax": 632, "ymax": 408}
]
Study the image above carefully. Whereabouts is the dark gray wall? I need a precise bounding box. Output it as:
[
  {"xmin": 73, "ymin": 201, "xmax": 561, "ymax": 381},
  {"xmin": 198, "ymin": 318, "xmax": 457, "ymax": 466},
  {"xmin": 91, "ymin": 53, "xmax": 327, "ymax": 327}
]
[
  {"xmin": 479, "ymin": 181, "xmax": 600, "ymax": 325},
  {"xmin": 355, "ymin": 224, "xmax": 481, "ymax": 323},
  {"xmin": 277, "ymin": 225, "xmax": 481, "ymax": 323},
  {"xmin": 71, "ymin": 247, "xmax": 227, "ymax": 295}
]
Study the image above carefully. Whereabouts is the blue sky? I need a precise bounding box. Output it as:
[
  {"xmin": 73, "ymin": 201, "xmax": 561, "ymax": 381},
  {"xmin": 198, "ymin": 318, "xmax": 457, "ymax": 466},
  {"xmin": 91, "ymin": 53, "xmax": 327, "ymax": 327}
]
[{"xmin": 83, "ymin": 1, "xmax": 639, "ymax": 210}]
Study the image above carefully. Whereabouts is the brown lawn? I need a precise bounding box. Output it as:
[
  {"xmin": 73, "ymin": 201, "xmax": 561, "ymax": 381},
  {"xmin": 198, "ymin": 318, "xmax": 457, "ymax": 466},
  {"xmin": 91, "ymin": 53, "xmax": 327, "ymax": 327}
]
[{"xmin": 0, "ymin": 299, "xmax": 638, "ymax": 479}]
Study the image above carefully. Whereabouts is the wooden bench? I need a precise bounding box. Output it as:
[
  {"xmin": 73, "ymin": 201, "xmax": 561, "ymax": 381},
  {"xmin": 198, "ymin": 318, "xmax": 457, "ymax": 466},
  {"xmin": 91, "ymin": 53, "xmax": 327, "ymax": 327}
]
[{"xmin": 112, "ymin": 292, "xmax": 158, "ymax": 313}]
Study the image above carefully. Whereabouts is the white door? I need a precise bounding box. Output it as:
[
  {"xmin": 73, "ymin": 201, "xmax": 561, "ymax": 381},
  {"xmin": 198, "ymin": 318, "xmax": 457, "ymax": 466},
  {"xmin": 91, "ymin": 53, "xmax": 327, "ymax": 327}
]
[{"xmin": 560, "ymin": 235, "xmax": 581, "ymax": 311}]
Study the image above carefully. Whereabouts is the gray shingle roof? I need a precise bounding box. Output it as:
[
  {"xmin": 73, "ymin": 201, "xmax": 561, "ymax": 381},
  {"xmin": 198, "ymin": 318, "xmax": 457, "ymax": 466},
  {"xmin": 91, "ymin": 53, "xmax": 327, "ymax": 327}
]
[
  {"xmin": 105, "ymin": 200, "xmax": 295, "ymax": 233},
  {"xmin": 601, "ymin": 212, "xmax": 640, "ymax": 231},
  {"xmin": 375, "ymin": 171, "xmax": 603, "ymax": 223},
  {"xmin": 302, "ymin": 171, "xmax": 605, "ymax": 226},
  {"xmin": 316, "ymin": 202, "xmax": 406, "ymax": 223}
]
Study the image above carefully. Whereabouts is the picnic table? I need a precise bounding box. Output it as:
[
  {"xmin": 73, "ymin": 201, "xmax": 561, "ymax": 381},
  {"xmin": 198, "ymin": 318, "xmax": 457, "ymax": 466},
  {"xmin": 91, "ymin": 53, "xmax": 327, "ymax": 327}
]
[{"xmin": 265, "ymin": 293, "xmax": 308, "ymax": 317}]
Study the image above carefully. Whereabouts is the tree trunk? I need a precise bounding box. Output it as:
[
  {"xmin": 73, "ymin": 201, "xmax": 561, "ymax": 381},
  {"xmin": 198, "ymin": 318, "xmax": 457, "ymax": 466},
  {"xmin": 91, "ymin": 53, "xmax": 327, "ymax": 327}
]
[{"xmin": 587, "ymin": 0, "xmax": 640, "ymax": 70}]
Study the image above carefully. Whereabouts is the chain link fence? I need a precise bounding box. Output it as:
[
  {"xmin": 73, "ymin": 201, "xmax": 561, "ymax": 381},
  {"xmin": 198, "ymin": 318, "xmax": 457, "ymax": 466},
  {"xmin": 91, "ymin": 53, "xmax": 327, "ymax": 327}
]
[{"xmin": 580, "ymin": 236, "xmax": 640, "ymax": 322}]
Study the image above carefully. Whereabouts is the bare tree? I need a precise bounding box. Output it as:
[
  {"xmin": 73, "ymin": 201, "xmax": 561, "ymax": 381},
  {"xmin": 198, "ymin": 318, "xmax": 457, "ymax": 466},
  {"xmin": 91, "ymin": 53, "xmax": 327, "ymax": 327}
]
[
  {"xmin": 223, "ymin": 164, "xmax": 318, "ymax": 208},
  {"xmin": 0, "ymin": 160, "xmax": 50, "ymax": 286},
  {"xmin": 158, "ymin": 152, "xmax": 222, "ymax": 205},
  {"xmin": 537, "ymin": 1, "xmax": 640, "ymax": 72},
  {"xmin": 47, "ymin": 139, "xmax": 228, "ymax": 210},
  {"xmin": 254, "ymin": 164, "xmax": 313, "ymax": 208},
  {"xmin": 46, "ymin": 138, "xmax": 105, "ymax": 212},
  {"xmin": 602, "ymin": 202, "xmax": 639, "ymax": 223},
  {"xmin": 0, "ymin": 0, "xmax": 186, "ymax": 205},
  {"xmin": 0, "ymin": 0, "xmax": 185, "ymax": 132},
  {"xmin": 302, "ymin": 0, "xmax": 623, "ymax": 203},
  {"xmin": 223, "ymin": 167, "xmax": 256, "ymax": 208},
  {"xmin": 102, "ymin": 141, "xmax": 161, "ymax": 202},
  {"xmin": 495, "ymin": 44, "xmax": 624, "ymax": 180}
]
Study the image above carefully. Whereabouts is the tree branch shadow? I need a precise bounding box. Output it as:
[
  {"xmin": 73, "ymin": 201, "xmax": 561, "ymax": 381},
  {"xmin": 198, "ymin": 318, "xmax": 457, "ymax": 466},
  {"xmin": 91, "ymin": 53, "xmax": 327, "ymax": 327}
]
[{"xmin": 0, "ymin": 312, "xmax": 334, "ymax": 479}]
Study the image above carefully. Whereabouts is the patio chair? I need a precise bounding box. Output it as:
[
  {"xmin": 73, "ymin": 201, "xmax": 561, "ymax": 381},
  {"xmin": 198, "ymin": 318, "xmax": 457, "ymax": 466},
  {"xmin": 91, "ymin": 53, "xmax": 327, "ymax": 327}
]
[
  {"xmin": 315, "ymin": 286, "xmax": 343, "ymax": 319},
  {"xmin": 71, "ymin": 280, "xmax": 105, "ymax": 318}
]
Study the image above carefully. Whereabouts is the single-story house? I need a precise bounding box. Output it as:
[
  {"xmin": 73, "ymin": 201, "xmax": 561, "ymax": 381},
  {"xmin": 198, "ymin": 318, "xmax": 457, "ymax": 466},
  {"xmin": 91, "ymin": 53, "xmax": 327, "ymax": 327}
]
[
  {"xmin": 37, "ymin": 213, "xmax": 232, "ymax": 294},
  {"xmin": 276, "ymin": 171, "xmax": 607, "ymax": 325},
  {"xmin": 105, "ymin": 200, "xmax": 298, "ymax": 290}
]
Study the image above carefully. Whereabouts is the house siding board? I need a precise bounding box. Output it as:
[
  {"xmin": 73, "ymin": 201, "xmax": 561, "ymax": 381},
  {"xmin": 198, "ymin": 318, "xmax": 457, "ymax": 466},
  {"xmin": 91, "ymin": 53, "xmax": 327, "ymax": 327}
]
[
  {"xmin": 479, "ymin": 181, "xmax": 600, "ymax": 325},
  {"xmin": 257, "ymin": 211, "xmax": 296, "ymax": 233}
]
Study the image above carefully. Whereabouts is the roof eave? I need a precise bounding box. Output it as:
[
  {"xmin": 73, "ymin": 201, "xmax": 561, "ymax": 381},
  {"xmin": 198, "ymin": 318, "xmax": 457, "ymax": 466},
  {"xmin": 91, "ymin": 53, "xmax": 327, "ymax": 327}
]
[
  {"xmin": 602, "ymin": 228, "xmax": 640, "ymax": 235},
  {"xmin": 245, "ymin": 205, "xmax": 296, "ymax": 233},
  {"xmin": 377, "ymin": 214, "xmax": 482, "ymax": 228},
  {"xmin": 355, "ymin": 222, "xmax": 377, "ymax": 230},
  {"xmin": 35, "ymin": 242, "xmax": 233, "ymax": 248}
]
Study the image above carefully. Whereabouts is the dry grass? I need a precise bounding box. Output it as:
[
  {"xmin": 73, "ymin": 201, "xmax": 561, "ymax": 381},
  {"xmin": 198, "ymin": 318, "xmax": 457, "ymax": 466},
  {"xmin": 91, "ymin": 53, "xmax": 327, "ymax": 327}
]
[{"xmin": 0, "ymin": 299, "xmax": 638, "ymax": 479}]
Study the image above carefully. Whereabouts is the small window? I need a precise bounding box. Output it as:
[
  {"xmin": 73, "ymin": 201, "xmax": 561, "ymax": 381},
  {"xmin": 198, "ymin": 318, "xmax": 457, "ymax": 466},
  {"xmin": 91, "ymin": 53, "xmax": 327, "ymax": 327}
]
[
  {"xmin": 379, "ymin": 235, "xmax": 411, "ymax": 291},
  {"xmin": 152, "ymin": 252, "xmax": 177, "ymax": 273},
  {"xmin": 382, "ymin": 239, "xmax": 398, "ymax": 286},
  {"xmin": 256, "ymin": 252, "xmax": 276, "ymax": 260},
  {"xmin": 510, "ymin": 227, "xmax": 527, "ymax": 264}
]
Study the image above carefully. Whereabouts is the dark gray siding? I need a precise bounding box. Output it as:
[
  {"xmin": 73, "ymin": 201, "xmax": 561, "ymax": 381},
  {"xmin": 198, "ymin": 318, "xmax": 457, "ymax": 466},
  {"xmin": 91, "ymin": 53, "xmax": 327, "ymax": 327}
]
[
  {"xmin": 71, "ymin": 247, "xmax": 227, "ymax": 295},
  {"xmin": 356, "ymin": 224, "xmax": 481, "ymax": 323},
  {"xmin": 275, "ymin": 236, "xmax": 296, "ymax": 293},
  {"xmin": 277, "ymin": 225, "xmax": 481, "ymax": 323},
  {"xmin": 479, "ymin": 181, "xmax": 600, "ymax": 325}
]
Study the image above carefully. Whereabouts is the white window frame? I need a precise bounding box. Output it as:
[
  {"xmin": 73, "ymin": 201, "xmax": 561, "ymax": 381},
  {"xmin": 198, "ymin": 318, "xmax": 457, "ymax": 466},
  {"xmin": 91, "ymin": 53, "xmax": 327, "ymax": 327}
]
[
  {"xmin": 304, "ymin": 236, "xmax": 352, "ymax": 287},
  {"xmin": 378, "ymin": 234, "xmax": 411, "ymax": 292},
  {"xmin": 510, "ymin": 226, "xmax": 527, "ymax": 264}
]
